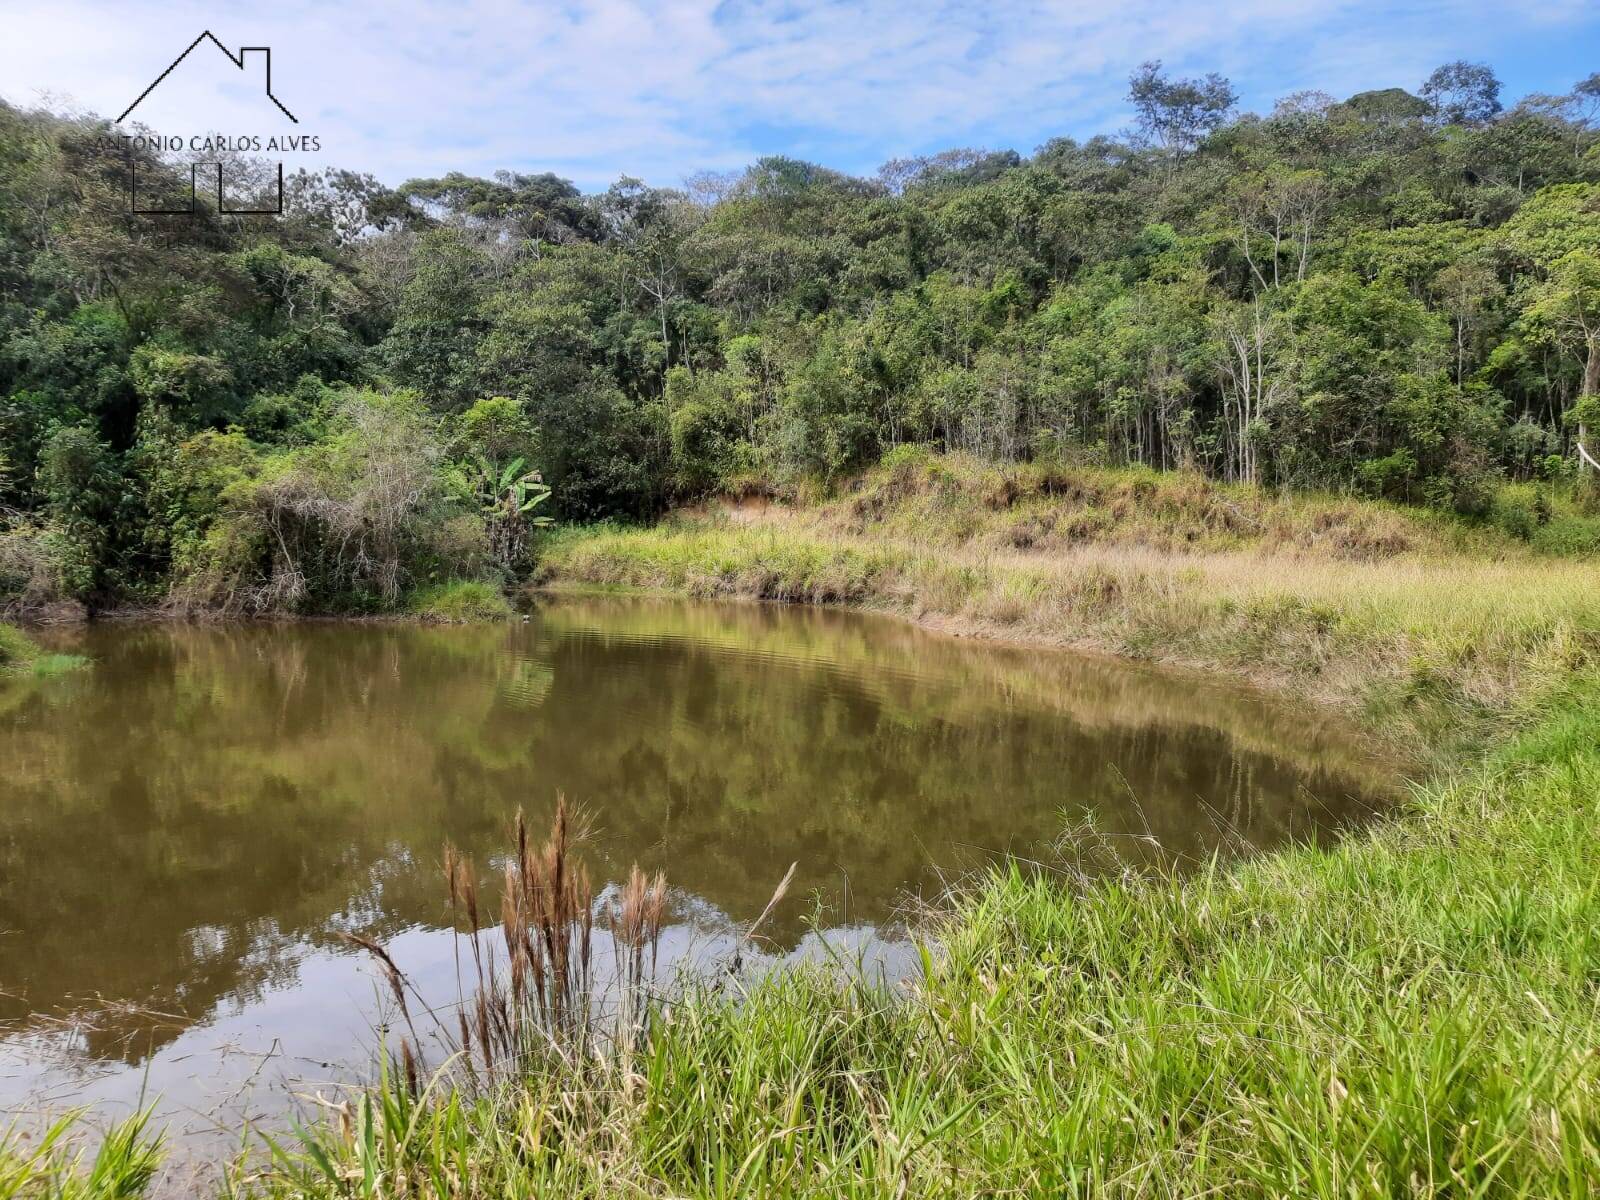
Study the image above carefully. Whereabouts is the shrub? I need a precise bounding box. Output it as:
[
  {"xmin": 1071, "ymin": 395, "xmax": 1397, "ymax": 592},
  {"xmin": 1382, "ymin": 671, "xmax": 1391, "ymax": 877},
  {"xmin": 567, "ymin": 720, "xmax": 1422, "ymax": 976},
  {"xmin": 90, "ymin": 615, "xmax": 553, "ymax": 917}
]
[
  {"xmin": 1490, "ymin": 483, "xmax": 1546, "ymax": 540},
  {"xmin": 453, "ymin": 395, "xmax": 539, "ymax": 464},
  {"xmin": 36, "ymin": 424, "xmax": 117, "ymax": 598},
  {"xmin": 1532, "ymin": 514, "xmax": 1600, "ymax": 555},
  {"xmin": 175, "ymin": 389, "xmax": 492, "ymax": 614},
  {"xmin": 0, "ymin": 521, "xmax": 72, "ymax": 614},
  {"xmin": 0, "ymin": 621, "xmax": 34, "ymax": 669},
  {"xmin": 880, "ymin": 442, "xmax": 937, "ymax": 477},
  {"xmin": 132, "ymin": 409, "xmax": 259, "ymax": 580}
]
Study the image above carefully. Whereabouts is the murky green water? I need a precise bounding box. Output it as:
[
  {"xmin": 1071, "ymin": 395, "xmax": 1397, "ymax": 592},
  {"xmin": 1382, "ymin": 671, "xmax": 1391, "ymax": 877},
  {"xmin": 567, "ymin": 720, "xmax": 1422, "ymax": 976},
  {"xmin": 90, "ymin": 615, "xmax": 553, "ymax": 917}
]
[{"xmin": 0, "ymin": 596, "xmax": 1394, "ymax": 1165}]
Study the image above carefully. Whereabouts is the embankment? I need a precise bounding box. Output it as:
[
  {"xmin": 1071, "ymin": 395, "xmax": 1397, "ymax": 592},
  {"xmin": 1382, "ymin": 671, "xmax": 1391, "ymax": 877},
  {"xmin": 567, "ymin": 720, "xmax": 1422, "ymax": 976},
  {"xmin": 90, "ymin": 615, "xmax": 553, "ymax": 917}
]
[{"xmin": 541, "ymin": 453, "xmax": 1600, "ymax": 760}]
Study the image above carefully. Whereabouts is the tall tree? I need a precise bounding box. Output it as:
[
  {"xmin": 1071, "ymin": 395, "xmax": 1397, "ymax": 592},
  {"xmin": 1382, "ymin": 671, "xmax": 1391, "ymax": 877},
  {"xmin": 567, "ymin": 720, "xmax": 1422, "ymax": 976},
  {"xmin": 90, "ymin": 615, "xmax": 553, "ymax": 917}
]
[
  {"xmin": 1128, "ymin": 61, "xmax": 1238, "ymax": 155},
  {"xmin": 1421, "ymin": 61, "xmax": 1504, "ymax": 126}
]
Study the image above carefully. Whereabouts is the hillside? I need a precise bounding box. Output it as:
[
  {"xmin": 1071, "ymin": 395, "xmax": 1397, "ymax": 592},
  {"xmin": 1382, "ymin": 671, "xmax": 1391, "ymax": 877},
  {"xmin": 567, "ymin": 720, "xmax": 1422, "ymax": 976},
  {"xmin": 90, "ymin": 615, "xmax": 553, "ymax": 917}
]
[{"xmin": 3, "ymin": 61, "xmax": 1600, "ymax": 615}]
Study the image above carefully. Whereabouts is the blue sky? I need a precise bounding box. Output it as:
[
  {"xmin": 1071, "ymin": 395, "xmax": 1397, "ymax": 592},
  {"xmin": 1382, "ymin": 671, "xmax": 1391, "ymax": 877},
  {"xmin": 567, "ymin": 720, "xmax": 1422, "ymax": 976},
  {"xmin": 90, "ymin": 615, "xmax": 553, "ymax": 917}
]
[{"xmin": 1, "ymin": 0, "xmax": 1596, "ymax": 190}]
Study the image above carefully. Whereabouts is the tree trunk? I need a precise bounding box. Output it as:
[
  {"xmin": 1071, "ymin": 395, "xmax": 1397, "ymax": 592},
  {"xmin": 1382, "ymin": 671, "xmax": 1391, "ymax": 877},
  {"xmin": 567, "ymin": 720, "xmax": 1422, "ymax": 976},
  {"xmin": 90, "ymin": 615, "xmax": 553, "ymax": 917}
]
[{"xmin": 1582, "ymin": 340, "xmax": 1599, "ymax": 473}]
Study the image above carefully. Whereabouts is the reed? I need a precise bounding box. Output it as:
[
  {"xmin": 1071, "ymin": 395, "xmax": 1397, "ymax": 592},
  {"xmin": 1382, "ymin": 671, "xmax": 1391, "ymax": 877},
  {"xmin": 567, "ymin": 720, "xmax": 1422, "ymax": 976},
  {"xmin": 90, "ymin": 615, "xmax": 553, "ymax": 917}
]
[
  {"xmin": 343, "ymin": 798, "xmax": 666, "ymax": 1098},
  {"xmin": 610, "ymin": 864, "xmax": 668, "ymax": 1055}
]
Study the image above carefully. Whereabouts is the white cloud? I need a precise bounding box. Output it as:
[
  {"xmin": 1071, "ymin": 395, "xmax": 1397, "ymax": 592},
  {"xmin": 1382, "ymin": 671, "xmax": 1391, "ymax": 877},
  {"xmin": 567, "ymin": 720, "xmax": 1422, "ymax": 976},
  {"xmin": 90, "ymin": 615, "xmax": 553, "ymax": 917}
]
[{"xmin": 0, "ymin": 0, "xmax": 1593, "ymax": 188}]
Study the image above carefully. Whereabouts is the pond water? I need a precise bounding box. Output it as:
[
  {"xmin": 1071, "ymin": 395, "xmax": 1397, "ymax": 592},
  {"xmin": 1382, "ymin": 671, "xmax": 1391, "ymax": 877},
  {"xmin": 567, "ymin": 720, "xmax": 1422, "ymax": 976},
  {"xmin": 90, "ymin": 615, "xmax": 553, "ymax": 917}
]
[{"xmin": 0, "ymin": 596, "xmax": 1396, "ymax": 1173}]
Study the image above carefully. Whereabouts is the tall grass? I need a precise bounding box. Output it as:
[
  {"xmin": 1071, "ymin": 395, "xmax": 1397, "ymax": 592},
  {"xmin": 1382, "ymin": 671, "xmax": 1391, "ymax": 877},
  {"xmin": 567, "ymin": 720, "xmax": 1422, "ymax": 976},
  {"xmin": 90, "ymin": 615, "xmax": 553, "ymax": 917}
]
[
  {"xmin": 404, "ymin": 580, "xmax": 515, "ymax": 623},
  {"xmin": 339, "ymin": 800, "xmax": 668, "ymax": 1092},
  {"xmin": 0, "ymin": 1110, "xmax": 162, "ymax": 1200},
  {"xmin": 282, "ymin": 802, "xmax": 673, "ymax": 1196},
  {"xmin": 541, "ymin": 456, "xmax": 1600, "ymax": 757}
]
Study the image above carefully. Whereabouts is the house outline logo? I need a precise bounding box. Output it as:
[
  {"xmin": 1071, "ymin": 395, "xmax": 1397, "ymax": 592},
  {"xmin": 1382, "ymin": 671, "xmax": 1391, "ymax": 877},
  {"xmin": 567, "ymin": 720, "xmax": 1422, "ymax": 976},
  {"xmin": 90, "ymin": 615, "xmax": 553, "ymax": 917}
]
[{"xmin": 118, "ymin": 31, "xmax": 300, "ymax": 216}]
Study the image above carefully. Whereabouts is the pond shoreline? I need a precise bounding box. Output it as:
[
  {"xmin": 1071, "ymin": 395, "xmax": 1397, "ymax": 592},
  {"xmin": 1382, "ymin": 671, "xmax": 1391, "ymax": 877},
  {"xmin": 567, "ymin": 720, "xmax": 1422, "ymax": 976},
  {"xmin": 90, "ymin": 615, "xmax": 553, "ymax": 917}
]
[
  {"xmin": 6, "ymin": 460, "xmax": 1600, "ymax": 1193},
  {"xmin": 535, "ymin": 496, "xmax": 1599, "ymax": 772},
  {"xmin": 291, "ymin": 475, "xmax": 1600, "ymax": 1194},
  {"xmin": 244, "ymin": 629, "xmax": 1600, "ymax": 1196},
  {"xmin": 1, "ymin": 594, "xmax": 1399, "ymax": 1195},
  {"xmin": 12, "ymin": 579, "xmax": 1425, "ymax": 783},
  {"xmin": 533, "ymin": 579, "xmax": 1427, "ymax": 778}
]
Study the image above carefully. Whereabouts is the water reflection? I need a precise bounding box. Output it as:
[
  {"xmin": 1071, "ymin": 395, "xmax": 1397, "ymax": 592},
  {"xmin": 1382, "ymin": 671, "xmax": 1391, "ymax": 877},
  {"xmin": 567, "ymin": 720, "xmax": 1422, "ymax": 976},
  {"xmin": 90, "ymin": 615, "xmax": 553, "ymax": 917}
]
[{"xmin": 0, "ymin": 598, "xmax": 1396, "ymax": 1143}]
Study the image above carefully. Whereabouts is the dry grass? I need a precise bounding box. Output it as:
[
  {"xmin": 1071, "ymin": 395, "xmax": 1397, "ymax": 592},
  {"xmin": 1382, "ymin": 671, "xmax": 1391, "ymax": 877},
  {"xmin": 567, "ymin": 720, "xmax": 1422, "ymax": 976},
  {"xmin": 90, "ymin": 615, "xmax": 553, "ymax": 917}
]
[
  {"xmin": 540, "ymin": 456, "xmax": 1600, "ymax": 758},
  {"xmin": 340, "ymin": 798, "xmax": 669, "ymax": 1099}
]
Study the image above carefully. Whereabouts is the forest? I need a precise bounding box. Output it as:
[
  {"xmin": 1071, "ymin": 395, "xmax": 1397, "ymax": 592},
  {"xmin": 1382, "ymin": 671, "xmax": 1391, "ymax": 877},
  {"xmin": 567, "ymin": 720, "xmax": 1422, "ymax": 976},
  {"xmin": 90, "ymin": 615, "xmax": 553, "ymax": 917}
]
[{"xmin": 2, "ymin": 59, "xmax": 1599, "ymax": 615}]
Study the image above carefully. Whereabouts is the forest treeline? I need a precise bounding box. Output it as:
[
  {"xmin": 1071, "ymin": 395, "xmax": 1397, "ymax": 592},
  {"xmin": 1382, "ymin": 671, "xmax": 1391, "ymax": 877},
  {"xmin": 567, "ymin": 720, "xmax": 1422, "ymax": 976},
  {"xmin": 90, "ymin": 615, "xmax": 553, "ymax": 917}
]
[{"xmin": 2, "ymin": 60, "xmax": 1599, "ymax": 614}]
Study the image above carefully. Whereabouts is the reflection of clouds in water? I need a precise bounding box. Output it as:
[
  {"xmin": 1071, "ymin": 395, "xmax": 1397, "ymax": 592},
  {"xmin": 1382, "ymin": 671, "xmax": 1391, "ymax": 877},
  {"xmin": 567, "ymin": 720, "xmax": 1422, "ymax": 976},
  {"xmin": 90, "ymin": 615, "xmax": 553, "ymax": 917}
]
[{"xmin": 0, "ymin": 894, "xmax": 918, "ymax": 1187}]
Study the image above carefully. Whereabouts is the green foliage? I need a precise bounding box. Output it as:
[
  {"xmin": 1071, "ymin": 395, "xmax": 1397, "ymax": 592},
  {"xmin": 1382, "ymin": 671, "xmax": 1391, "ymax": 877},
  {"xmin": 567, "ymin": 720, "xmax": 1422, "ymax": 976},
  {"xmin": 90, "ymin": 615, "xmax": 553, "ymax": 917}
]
[
  {"xmin": 4, "ymin": 62, "xmax": 1600, "ymax": 614},
  {"xmin": 406, "ymin": 578, "xmax": 516, "ymax": 622},
  {"xmin": 451, "ymin": 395, "xmax": 537, "ymax": 464},
  {"xmin": 170, "ymin": 389, "xmax": 512, "ymax": 614},
  {"xmin": 447, "ymin": 451, "xmax": 554, "ymax": 573},
  {"xmin": 128, "ymin": 343, "xmax": 233, "ymax": 424},
  {"xmin": 34, "ymin": 424, "xmax": 117, "ymax": 598},
  {"xmin": 0, "ymin": 1109, "xmax": 161, "ymax": 1199},
  {"xmin": 239, "ymin": 375, "xmax": 340, "ymax": 446},
  {"xmin": 130, "ymin": 408, "xmax": 257, "ymax": 579}
]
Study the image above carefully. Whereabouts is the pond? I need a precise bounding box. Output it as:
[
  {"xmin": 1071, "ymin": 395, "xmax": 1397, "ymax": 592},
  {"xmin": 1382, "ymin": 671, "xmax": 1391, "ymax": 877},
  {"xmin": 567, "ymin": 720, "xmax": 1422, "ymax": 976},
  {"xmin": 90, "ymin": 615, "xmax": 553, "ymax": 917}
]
[{"xmin": 0, "ymin": 596, "xmax": 1396, "ymax": 1171}]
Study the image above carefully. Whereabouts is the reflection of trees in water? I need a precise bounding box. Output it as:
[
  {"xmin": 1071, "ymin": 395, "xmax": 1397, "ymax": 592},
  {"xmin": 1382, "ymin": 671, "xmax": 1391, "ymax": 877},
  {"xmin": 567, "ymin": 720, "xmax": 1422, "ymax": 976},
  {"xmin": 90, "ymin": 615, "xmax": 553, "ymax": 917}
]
[
  {"xmin": 0, "ymin": 624, "xmax": 527, "ymax": 1058},
  {"xmin": 0, "ymin": 602, "xmax": 1393, "ymax": 1061}
]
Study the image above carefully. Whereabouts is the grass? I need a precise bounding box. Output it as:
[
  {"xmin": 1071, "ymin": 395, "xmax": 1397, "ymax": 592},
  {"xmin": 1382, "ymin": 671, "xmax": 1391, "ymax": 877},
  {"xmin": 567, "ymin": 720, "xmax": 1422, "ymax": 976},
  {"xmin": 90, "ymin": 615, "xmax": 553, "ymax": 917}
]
[
  {"xmin": 405, "ymin": 580, "xmax": 516, "ymax": 623},
  {"xmin": 0, "ymin": 1110, "xmax": 161, "ymax": 1200},
  {"xmin": 540, "ymin": 455, "xmax": 1600, "ymax": 759},
  {"xmin": 0, "ymin": 622, "xmax": 87, "ymax": 678}
]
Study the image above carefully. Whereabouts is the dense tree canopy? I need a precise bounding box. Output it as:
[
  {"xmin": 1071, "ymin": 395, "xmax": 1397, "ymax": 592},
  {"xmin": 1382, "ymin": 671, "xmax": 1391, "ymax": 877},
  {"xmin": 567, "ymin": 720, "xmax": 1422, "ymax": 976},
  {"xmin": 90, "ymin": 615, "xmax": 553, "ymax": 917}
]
[{"xmin": 3, "ymin": 59, "xmax": 1599, "ymax": 613}]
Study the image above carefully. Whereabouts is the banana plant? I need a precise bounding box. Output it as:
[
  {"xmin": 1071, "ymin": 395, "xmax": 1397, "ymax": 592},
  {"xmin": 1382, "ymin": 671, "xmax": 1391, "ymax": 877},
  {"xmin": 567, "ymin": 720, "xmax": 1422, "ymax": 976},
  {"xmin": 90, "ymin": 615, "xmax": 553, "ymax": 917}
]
[
  {"xmin": 454, "ymin": 455, "xmax": 553, "ymax": 523},
  {"xmin": 455, "ymin": 455, "xmax": 555, "ymax": 572},
  {"xmin": 478, "ymin": 455, "xmax": 554, "ymax": 526}
]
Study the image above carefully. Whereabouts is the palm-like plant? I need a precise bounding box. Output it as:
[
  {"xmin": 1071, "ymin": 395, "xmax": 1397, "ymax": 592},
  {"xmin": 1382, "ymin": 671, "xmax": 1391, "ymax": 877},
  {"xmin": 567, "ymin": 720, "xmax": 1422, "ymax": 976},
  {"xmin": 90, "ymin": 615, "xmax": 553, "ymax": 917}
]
[
  {"xmin": 462, "ymin": 456, "xmax": 553, "ymax": 571},
  {"xmin": 479, "ymin": 456, "xmax": 553, "ymax": 524}
]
